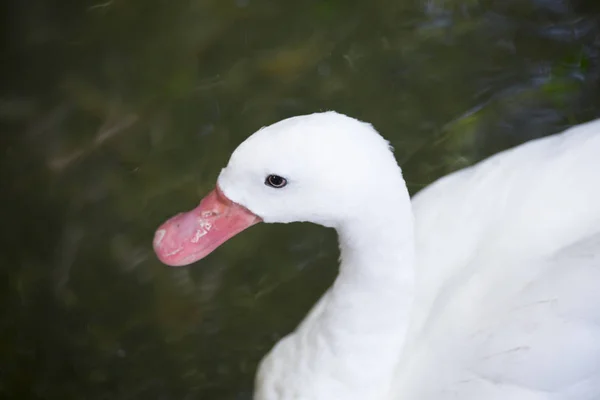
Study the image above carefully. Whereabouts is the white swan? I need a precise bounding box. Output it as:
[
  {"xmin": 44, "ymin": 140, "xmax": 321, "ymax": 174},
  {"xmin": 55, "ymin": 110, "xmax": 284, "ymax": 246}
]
[{"xmin": 153, "ymin": 112, "xmax": 600, "ymax": 400}]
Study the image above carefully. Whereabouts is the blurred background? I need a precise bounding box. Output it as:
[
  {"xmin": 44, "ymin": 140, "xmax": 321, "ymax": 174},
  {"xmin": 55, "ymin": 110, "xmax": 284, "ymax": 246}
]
[{"xmin": 1, "ymin": 0, "xmax": 600, "ymax": 398}]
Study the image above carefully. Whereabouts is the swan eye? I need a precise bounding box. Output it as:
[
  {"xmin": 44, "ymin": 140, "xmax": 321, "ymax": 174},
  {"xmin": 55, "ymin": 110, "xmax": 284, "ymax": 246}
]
[{"xmin": 265, "ymin": 174, "xmax": 287, "ymax": 188}]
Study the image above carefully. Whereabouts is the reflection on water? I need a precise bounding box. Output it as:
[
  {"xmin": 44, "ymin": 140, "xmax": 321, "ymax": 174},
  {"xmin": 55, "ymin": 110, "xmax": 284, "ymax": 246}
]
[{"xmin": 1, "ymin": 0, "xmax": 599, "ymax": 398}]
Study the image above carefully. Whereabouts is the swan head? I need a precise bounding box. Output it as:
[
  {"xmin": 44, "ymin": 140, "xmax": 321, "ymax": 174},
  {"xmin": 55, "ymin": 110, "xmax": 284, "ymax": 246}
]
[{"xmin": 153, "ymin": 111, "xmax": 405, "ymax": 266}]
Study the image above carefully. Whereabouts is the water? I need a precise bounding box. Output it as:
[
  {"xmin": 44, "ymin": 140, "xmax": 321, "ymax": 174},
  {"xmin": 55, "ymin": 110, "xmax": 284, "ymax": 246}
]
[{"xmin": 1, "ymin": 0, "xmax": 599, "ymax": 398}]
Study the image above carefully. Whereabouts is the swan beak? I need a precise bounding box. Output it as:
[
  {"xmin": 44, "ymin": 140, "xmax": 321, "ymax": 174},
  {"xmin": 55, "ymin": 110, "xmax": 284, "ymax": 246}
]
[{"xmin": 153, "ymin": 186, "xmax": 261, "ymax": 266}]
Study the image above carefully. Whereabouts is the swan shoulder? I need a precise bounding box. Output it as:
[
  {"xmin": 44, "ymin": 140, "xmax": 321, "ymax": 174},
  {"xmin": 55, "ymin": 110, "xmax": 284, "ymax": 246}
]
[
  {"xmin": 411, "ymin": 118, "xmax": 600, "ymax": 295},
  {"xmin": 399, "ymin": 119, "xmax": 600, "ymax": 399},
  {"xmin": 397, "ymin": 232, "xmax": 600, "ymax": 400}
]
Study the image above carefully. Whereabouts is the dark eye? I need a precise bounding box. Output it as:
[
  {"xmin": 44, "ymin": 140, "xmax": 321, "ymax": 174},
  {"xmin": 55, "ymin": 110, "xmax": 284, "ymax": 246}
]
[{"xmin": 265, "ymin": 174, "xmax": 287, "ymax": 188}]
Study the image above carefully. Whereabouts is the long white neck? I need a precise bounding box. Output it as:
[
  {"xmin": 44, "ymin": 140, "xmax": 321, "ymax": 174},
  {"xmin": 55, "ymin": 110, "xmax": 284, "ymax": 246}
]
[
  {"xmin": 330, "ymin": 188, "xmax": 415, "ymax": 398},
  {"xmin": 256, "ymin": 184, "xmax": 415, "ymax": 400}
]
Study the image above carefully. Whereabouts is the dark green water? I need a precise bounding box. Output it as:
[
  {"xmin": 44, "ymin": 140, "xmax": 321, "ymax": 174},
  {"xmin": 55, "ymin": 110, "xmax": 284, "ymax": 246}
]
[{"xmin": 1, "ymin": 0, "xmax": 599, "ymax": 399}]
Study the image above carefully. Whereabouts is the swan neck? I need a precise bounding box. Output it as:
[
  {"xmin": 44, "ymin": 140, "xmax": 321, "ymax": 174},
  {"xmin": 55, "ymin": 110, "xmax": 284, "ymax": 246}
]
[{"xmin": 322, "ymin": 191, "xmax": 416, "ymax": 397}]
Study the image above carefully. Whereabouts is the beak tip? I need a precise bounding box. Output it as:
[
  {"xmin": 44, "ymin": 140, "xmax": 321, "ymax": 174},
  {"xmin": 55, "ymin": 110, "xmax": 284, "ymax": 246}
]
[
  {"xmin": 153, "ymin": 228, "xmax": 167, "ymax": 248},
  {"xmin": 152, "ymin": 226, "xmax": 182, "ymax": 266}
]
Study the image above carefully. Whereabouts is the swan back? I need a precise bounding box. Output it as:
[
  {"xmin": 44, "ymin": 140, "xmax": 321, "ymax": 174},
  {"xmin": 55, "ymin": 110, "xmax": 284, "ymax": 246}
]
[
  {"xmin": 412, "ymin": 119, "xmax": 600, "ymax": 299},
  {"xmin": 398, "ymin": 119, "xmax": 600, "ymax": 399}
]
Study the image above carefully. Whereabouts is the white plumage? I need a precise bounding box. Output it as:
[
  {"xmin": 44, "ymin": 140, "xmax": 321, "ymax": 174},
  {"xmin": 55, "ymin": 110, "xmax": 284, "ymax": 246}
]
[{"xmin": 155, "ymin": 112, "xmax": 600, "ymax": 400}]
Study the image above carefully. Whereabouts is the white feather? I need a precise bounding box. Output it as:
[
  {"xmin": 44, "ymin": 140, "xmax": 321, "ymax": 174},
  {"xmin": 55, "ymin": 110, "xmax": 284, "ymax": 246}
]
[{"xmin": 215, "ymin": 112, "xmax": 600, "ymax": 400}]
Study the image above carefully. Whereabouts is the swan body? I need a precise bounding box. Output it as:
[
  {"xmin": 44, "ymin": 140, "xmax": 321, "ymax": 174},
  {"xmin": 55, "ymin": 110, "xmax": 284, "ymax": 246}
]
[{"xmin": 153, "ymin": 112, "xmax": 600, "ymax": 400}]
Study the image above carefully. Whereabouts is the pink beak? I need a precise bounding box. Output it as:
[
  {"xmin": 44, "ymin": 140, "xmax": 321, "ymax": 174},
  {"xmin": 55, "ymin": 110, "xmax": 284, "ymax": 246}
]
[{"xmin": 153, "ymin": 186, "xmax": 261, "ymax": 266}]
